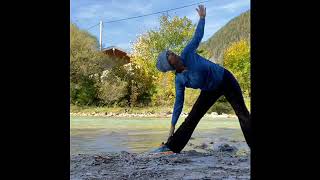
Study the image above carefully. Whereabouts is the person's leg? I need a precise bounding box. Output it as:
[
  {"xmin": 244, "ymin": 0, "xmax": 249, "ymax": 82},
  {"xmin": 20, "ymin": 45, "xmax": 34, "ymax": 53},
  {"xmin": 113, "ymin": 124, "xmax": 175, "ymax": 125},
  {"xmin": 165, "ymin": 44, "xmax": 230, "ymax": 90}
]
[
  {"xmin": 165, "ymin": 89, "xmax": 223, "ymax": 153},
  {"xmin": 222, "ymin": 69, "xmax": 252, "ymax": 149}
]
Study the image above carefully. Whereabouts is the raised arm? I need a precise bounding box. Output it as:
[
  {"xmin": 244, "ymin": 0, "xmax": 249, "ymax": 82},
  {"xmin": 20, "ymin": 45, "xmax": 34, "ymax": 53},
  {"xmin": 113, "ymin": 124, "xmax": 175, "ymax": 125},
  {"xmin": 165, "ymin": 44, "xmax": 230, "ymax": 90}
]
[{"xmin": 182, "ymin": 5, "xmax": 206, "ymax": 54}]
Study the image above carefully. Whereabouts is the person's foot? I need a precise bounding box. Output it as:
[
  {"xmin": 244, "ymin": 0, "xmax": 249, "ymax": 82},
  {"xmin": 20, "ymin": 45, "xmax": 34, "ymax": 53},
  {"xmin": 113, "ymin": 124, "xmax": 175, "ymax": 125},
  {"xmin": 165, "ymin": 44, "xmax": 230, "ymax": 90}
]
[{"xmin": 150, "ymin": 142, "xmax": 172, "ymax": 153}]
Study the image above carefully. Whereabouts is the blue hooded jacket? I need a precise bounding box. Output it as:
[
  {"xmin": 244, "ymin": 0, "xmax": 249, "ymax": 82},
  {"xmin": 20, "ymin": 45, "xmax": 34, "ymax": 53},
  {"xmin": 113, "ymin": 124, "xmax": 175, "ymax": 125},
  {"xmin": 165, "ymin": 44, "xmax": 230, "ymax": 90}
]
[{"xmin": 171, "ymin": 17, "xmax": 225, "ymax": 126}]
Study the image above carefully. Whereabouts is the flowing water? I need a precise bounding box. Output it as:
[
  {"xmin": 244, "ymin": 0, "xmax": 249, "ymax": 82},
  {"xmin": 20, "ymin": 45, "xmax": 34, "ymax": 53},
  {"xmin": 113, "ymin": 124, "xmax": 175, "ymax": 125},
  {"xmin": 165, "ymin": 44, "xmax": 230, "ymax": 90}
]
[{"xmin": 70, "ymin": 116, "xmax": 245, "ymax": 155}]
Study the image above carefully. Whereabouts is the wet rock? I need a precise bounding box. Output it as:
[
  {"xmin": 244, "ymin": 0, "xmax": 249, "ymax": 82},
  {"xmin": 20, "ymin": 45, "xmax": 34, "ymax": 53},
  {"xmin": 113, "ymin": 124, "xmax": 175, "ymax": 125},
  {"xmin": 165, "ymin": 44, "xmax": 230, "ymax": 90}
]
[
  {"xmin": 195, "ymin": 143, "xmax": 208, "ymax": 149},
  {"xmin": 210, "ymin": 112, "xmax": 218, "ymax": 116},
  {"xmin": 230, "ymin": 139, "xmax": 238, "ymax": 143},
  {"xmin": 227, "ymin": 114, "xmax": 236, "ymax": 118},
  {"xmin": 171, "ymin": 157, "xmax": 191, "ymax": 164},
  {"xmin": 227, "ymin": 162, "xmax": 234, "ymax": 165},
  {"xmin": 235, "ymin": 149, "xmax": 249, "ymax": 157},
  {"xmin": 238, "ymin": 157, "xmax": 248, "ymax": 162},
  {"xmin": 218, "ymin": 144, "xmax": 238, "ymax": 152},
  {"xmin": 200, "ymin": 177, "xmax": 212, "ymax": 180},
  {"xmin": 182, "ymin": 150, "xmax": 204, "ymax": 156},
  {"xmin": 218, "ymin": 137, "xmax": 229, "ymax": 142}
]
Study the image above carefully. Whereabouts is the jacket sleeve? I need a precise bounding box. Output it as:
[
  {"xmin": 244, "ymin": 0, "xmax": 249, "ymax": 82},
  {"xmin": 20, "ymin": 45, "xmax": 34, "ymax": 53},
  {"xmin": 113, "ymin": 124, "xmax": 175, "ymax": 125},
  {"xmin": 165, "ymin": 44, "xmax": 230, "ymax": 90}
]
[
  {"xmin": 171, "ymin": 75, "xmax": 185, "ymax": 126},
  {"xmin": 182, "ymin": 17, "xmax": 205, "ymax": 55}
]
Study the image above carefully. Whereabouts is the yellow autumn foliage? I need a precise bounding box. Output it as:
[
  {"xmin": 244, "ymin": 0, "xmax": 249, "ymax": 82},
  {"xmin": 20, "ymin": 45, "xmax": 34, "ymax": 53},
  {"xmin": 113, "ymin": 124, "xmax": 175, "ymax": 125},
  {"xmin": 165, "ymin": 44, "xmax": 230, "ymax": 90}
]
[{"xmin": 223, "ymin": 39, "xmax": 250, "ymax": 96}]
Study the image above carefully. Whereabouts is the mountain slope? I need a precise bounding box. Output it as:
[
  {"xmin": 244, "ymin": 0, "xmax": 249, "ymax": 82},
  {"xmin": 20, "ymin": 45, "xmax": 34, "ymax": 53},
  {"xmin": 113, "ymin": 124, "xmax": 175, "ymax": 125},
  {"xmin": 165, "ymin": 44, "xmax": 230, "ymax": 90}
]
[{"xmin": 199, "ymin": 10, "xmax": 250, "ymax": 65}]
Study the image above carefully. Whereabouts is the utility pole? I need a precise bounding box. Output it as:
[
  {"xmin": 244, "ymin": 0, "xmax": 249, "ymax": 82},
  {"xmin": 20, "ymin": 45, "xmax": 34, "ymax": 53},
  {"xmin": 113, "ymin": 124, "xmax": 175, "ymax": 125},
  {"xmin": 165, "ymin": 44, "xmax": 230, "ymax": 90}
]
[{"xmin": 99, "ymin": 21, "xmax": 103, "ymax": 51}]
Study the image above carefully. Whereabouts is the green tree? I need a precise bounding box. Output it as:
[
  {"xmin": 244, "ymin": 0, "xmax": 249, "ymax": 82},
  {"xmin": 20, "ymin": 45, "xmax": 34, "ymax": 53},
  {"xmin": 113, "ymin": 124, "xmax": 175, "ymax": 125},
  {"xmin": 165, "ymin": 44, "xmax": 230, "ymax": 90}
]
[
  {"xmin": 98, "ymin": 69, "xmax": 128, "ymax": 106},
  {"xmin": 70, "ymin": 23, "xmax": 117, "ymax": 105},
  {"xmin": 223, "ymin": 39, "xmax": 250, "ymax": 96},
  {"xmin": 131, "ymin": 15, "xmax": 202, "ymax": 106}
]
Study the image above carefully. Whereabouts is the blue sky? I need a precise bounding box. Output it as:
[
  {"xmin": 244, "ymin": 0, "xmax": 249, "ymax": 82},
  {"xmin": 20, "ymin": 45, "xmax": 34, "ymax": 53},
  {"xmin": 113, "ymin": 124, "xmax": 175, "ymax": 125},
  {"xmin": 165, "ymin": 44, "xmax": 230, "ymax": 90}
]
[{"xmin": 70, "ymin": 0, "xmax": 250, "ymax": 52}]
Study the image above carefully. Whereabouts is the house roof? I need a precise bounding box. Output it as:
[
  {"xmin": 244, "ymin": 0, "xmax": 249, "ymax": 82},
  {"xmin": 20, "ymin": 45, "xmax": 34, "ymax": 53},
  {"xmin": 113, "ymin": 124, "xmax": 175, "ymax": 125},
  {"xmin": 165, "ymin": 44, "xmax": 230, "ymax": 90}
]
[{"xmin": 102, "ymin": 46, "xmax": 129, "ymax": 54}]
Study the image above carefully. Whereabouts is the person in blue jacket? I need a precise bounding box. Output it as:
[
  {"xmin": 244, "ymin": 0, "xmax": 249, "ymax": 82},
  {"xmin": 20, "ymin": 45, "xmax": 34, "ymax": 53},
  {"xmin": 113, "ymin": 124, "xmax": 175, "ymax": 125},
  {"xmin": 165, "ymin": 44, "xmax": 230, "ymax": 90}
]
[{"xmin": 153, "ymin": 5, "xmax": 251, "ymax": 153}]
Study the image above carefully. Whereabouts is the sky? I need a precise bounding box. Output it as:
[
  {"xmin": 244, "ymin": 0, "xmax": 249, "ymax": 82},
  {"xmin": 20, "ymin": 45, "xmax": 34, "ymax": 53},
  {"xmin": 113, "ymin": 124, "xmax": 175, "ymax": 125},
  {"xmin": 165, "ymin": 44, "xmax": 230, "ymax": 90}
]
[{"xmin": 70, "ymin": 0, "xmax": 250, "ymax": 52}]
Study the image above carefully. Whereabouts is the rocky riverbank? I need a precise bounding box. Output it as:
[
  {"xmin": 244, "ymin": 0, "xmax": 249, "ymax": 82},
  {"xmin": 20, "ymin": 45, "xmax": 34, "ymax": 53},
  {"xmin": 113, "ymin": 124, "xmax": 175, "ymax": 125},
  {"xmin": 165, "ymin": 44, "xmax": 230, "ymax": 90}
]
[
  {"xmin": 71, "ymin": 141, "xmax": 250, "ymax": 180},
  {"xmin": 70, "ymin": 111, "xmax": 237, "ymax": 119}
]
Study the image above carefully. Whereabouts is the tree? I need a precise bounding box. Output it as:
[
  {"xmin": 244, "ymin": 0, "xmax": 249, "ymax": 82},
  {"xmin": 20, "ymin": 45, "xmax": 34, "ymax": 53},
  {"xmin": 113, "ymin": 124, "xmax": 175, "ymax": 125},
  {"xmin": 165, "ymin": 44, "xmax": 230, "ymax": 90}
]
[
  {"xmin": 70, "ymin": 23, "xmax": 117, "ymax": 105},
  {"xmin": 223, "ymin": 39, "xmax": 250, "ymax": 96},
  {"xmin": 70, "ymin": 23, "xmax": 117, "ymax": 80},
  {"xmin": 98, "ymin": 69, "xmax": 128, "ymax": 106},
  {"xmin": 131, "ymin": 15, "xmax": 201, "ymax": 106}
]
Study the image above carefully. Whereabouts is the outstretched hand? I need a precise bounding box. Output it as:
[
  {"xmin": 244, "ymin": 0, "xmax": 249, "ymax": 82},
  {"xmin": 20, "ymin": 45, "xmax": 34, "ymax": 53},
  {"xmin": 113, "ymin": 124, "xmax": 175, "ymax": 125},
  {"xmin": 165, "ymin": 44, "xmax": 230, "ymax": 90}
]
[{"xmin": 196, "ymin": 4, "xmax": 206, "ymax": 18}]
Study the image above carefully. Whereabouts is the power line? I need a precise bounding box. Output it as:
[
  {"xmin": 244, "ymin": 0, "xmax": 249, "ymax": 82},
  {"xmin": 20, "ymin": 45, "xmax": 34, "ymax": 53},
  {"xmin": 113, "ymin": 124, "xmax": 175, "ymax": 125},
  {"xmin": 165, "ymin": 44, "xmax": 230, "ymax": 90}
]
[
  {"xmin": 103, "ymin": 0, "xmax": 211, "ymax": 24},
  {"xmin": 85, "ymin": 0, "xmax": 212, "ymax": 30},
  {"xmin": 87, "ymin": 23, "xmax": 100, "ymax": 30}
]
